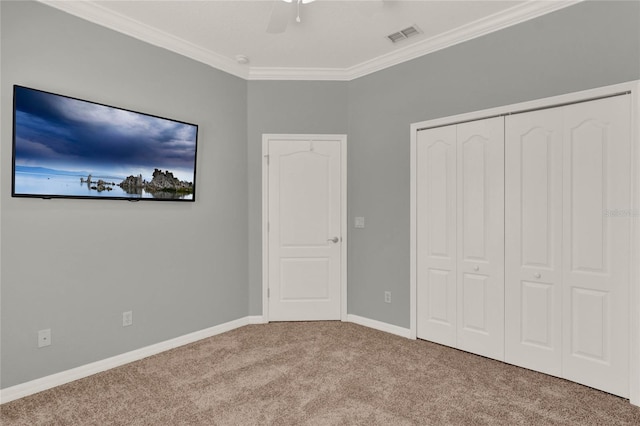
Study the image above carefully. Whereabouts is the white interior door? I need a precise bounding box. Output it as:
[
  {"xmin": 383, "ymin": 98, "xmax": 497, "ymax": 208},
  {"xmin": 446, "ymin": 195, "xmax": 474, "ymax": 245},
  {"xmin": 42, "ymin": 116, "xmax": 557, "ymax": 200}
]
[
  {"xmin": 562, "ymin": 95, "xmax": 631, "ymax": 397},
  {"xmin": 266, "ymin": 135, "xmax": 344, "ymax": 321},
  {"xmin": 456, "ymin": 117, "xmax": 505, "ymax": 361},
  {"xmin": 416, "ymin": 124, "xmax": 457, "ymax": 346},
  {"xmin": 505, "ymin": 108, "xmax": 563, "ymax": 376}
]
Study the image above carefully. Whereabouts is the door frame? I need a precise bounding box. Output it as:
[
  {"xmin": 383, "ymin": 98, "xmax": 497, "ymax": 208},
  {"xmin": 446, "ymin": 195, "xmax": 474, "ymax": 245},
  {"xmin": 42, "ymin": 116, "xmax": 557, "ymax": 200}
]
[
  {"xmin": 262, "ymin": 133, "xmax": 348, "ymax": 323},
  {"xmin": 410, "ymin": 80, "xmax": 640, "ymax": 405}
]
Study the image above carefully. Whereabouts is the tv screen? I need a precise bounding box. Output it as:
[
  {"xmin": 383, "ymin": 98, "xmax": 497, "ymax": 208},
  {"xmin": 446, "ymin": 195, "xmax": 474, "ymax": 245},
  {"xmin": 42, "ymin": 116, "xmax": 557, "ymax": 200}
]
[{"xmin": 12, "ymin": 85, "xmax": 198, "ymax": 201}]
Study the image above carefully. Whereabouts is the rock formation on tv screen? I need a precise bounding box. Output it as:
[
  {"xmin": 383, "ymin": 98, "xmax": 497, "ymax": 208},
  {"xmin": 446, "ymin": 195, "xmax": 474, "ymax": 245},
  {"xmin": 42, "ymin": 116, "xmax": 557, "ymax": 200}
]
[
  {"xmin": 80, "ymin": 174, "xmax": 116, "ymax": 192},
  {"xmin": 119, "ymin": 169, "xmax": 193, "ymax": 195}
]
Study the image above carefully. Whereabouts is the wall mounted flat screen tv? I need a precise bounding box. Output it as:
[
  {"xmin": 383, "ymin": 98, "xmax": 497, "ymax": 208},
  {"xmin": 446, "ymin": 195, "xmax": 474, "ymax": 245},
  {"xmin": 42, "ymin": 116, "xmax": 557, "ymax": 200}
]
[{"xmin": 12, "ymin": 85, "xmax": 198, "ymax": 201}]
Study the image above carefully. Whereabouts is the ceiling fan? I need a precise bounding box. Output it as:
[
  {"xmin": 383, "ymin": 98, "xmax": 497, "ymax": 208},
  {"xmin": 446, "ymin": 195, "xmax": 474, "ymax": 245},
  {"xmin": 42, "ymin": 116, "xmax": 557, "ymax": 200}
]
[
  {"xmin": 266, "ymin": 0, "xmax": 315, "ymax": 34},
  {"xmin": 266, "ymin": 0, "xmax": 385, "ymax": 34}
]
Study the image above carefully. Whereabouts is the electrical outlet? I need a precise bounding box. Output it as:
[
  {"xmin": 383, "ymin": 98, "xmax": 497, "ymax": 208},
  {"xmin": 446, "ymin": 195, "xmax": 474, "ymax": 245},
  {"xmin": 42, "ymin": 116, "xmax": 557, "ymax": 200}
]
[
  {"xmin": 122, "ymin": 311, "xmax": 133, "ymax": 327},
  {"xmin": 384, "ymin": 291, "xmax": 392, "ymax": 304},
  {"xmin": 355, "ymin": 217, "xmax": 365, "ymax": 228},
  {"xmin": 38, "ymin": 329, "xmax": 51, "ymax": 348}
]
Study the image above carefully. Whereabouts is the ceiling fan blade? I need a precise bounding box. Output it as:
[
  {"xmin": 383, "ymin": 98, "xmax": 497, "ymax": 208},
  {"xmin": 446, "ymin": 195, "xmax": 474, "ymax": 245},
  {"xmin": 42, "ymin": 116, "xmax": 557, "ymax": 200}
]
[{"xmin": 266, "ymin": 0, "xmax": 290, "ymax": 34}]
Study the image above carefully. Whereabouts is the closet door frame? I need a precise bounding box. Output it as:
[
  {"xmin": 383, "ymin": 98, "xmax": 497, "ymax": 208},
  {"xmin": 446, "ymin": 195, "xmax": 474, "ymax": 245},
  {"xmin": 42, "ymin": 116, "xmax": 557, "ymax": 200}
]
[{"xmin": 410, "ymin": 80, "xmax": 640, "ymax": 406}]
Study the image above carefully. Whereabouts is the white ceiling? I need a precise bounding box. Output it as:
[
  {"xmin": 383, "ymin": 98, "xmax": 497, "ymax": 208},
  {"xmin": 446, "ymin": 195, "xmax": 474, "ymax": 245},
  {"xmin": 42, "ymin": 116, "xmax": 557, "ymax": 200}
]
[{"xmin": 40, "ymin": 0, "xmax": 581, "ymax": 80}]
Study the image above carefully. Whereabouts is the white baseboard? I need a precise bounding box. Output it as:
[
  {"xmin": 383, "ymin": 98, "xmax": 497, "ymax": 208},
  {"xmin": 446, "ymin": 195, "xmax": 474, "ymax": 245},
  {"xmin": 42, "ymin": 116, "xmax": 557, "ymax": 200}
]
[
  {"xmin": 0, "ymin": 316, "xmax": 252, "ymax": 405},
  {"xmin": 346, "ymin": 314, "xmax": 412, "ymax": 339},
  {"xmin": 1, "ymin": 314, "xmax": 408, "ymax": 404},
  {"xmin": 247, "ymin": 315, "xmax": 267, "ymax": 324}
]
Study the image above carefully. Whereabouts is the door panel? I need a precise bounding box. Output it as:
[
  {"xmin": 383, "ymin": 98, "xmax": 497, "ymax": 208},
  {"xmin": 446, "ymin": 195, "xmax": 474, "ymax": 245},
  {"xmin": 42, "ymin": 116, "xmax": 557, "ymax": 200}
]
[
  {"xmin": 416, "ymin": 125, "xmax": 457, "ymax": 346},
  {"xmin": 570, "ymin": 121, "xmax": 607, "ymax": 272},
  {"xmin": 571, "ymin": 288, "xmax": 608, "ymax": 360},
  {"xmin": 280, "ymin": 258, "xmax": 330, "ymax": 300},
  {"xmin": 279, "ymin": 151, "xmax": 330, "ymax": 246},
  {"xmin": 461, "ymin": 136, "xmax": 488, "ymax": 261},
  {"xmin": 268, "ymin": 138, "xmax": 342, "ymax": 321},
  {"xmin": 520, "ymin": 281, "xmax": 554, "ymax": 347},
  {"xmin": 456, "ymin": 117, "xmax": 504, "ymax": 360},
  {"xmin": 427, "ymin": 269, "xmax": 453, "ymax": 324},
  {"xmin": 461, "ymin": 273, "xmax": 488, "ymax": 332},
  {"xmin": 505, "ymin": 109, "xmax": 563, "ymax": 376},
  {"xmin": 562, "ymin": 95, "xmax": 631, "ymax": 397}
]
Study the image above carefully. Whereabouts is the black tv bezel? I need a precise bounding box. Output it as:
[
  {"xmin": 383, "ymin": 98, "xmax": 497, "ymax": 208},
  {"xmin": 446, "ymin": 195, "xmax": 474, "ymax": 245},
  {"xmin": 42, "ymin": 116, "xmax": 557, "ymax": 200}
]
[{"xmin": 11, "ymin": 85, "xmax": 199, "ymax": 202}]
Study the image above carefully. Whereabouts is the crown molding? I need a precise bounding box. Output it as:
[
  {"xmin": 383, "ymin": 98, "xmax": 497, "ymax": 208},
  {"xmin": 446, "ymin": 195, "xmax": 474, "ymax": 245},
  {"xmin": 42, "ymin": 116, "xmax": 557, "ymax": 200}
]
[
  {"xmin": 248, "ymin": 0, "xmax": 583, "ymax": 81},
  {"xmin": 340, "ymin": 0, "xmax": 583, "ymax": 81},
  {"xmin": 39, "ymin": 0, "xmax": 582, "ymax": 82},
  {"xmin": 248, "ymin": 67, "xmax": 349, "ymax": 81},
  {"xmin": 38, "ymin": 0, "xmax": 250, "ymax": 80}
]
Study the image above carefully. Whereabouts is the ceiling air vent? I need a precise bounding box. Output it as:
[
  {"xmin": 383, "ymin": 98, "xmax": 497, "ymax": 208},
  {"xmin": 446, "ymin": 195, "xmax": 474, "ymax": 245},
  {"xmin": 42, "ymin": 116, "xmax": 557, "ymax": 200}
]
[{"xmin": 387, "ymin": 25, "xmax": 422, "ymax": 43}]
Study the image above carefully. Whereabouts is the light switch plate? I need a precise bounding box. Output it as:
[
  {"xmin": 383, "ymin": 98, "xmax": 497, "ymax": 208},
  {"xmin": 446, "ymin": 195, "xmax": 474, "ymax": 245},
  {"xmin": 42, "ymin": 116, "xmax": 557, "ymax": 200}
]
[
  {"xmin": 355, "ymin": 217, "xmax": 365, "ymax": 228},
  {"xmin": 122, "ymin": 311, "xmax": 133, "ymax": 327}
]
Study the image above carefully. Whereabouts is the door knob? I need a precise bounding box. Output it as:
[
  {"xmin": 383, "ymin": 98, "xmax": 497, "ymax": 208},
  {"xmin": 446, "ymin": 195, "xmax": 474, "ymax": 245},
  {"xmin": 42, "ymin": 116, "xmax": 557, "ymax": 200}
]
[
  {"xmin": 534, "ymin": 273, "xmax": 542, "ymax": 279},
  {"xmin": 327, "ymin": 237, "xmax": 339, "ymax": 243},
  {"xmin": 473, "ymin": 265, "xmax": 479, "ymax": 271}
]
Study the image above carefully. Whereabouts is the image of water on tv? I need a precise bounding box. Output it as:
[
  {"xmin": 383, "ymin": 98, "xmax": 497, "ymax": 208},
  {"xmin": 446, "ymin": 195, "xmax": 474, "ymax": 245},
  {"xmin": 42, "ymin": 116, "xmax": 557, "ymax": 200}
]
[{"xmin": 13, "ymin": 86, "xmax": 197, "ymax": 200}]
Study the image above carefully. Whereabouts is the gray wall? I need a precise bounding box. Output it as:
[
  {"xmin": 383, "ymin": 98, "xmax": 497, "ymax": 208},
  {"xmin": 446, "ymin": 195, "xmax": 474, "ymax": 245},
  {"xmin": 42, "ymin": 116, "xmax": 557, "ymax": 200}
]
[
  {"xmin": 1, "ymin": 1, "xmax": 248, "ymax": 388},
  {"xmin": 2, "ymin": 0, "xmax": 640, "ymax": 390},
  {"xmin": 247, "ymin": 81, "xmax": 348, "ymax": 315},
  {"xmin": 347, "ymin": 0, "xmax": 640, "ymax": 327}
]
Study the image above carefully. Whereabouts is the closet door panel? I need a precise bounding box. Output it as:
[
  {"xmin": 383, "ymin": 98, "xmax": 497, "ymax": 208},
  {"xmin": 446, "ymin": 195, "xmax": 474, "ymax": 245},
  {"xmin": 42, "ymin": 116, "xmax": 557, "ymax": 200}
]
[
  {"xmin": 505, "ymin": 109, "xmax": 563, "ymax": 376},
  {"xmin": 562, "ymin": 95, "xmax": 631, "ymax": 397},
  {"xmin": 456, "ymin": 117, "xmax": 505, "ymax": 360},
  {"xmin": 416, "ymin": 125, "xmax": 457, "ymax": 346}
]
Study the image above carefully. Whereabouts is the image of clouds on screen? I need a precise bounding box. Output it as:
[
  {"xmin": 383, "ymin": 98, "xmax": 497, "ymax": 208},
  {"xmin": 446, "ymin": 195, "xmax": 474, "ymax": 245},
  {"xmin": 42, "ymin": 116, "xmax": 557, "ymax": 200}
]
[{"xmin": 14, "ymin": 87, "xmax": 197, "ymax": 182}]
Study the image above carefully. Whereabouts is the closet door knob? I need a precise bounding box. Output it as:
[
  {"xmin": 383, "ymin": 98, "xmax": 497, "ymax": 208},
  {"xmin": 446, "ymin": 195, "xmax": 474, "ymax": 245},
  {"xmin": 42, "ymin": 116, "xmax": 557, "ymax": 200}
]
[
  {"xmin": 534, "ymin": 273, "xmax": 542, "ymax": 279},
  {"xmin": 473, "ymin": 266, "xmax": 479, "ymax": 271}
]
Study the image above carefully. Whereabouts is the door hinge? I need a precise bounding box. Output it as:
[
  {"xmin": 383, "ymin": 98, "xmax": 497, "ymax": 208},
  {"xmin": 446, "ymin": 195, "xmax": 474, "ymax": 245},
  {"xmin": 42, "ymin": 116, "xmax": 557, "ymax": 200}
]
[
  {"xmin": 267, "ymin": 288, "xmax": 270, "ymax": 298},
  {"xmin": 264, "ymin": 155, "xmax": 269, "ymax": 165},
  {"xmin": 267, "ymin": 222, "xmax": 270, "ymax": 232}
]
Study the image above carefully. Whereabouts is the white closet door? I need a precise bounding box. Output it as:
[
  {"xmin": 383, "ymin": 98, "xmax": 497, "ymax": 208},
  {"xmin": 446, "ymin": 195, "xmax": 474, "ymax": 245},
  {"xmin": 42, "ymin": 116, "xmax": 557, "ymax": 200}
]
[
  {"xmin": 416, "ymin": 125, "xmax": 457, "ymax": 346},
  {"xmin": 505, "ymin": 109, "xmax": 563, "ymax": 376},
  {"xmin": 562, "ymin": 95, "xmax": 631, "ymax": 397},
  {"xmin": 456, "ymin": 117, "xmax": 505, "ymax": 360}
]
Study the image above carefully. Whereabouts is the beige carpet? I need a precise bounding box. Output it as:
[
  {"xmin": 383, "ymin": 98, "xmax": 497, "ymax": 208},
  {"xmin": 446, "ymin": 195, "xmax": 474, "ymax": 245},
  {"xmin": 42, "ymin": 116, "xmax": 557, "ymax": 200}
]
[{"xmin": 2, "ymin": 321, "xmax": 640, "ymax": 425}]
